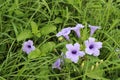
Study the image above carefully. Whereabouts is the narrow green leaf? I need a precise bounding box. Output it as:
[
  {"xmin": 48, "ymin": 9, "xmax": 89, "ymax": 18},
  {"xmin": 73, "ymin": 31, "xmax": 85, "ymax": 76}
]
[
  {"xmin": 40, "ymin": 24, "xmax": 56, "ymax": 35},
  {"xmin": 17, "ymin": 30, "xmax": 32, "ymax": 41},
  {"xmin": 0, "ymin": 76, "xmax": 6, "ymax": 80},
  {"xmin": 11, "ymin": 22, "xmax": 18, "ymax": 37}
]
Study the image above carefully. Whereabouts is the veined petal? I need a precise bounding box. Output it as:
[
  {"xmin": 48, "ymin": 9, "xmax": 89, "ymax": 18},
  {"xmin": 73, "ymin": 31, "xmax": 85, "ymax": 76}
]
[
  {"xmin": 52, "ymin": 58, "xmax": 61, "ymax": 70},
  {"xmin": 85, "ymin": 48, "xmax": 93, "ymax": 55},
  {"xmin": 89, "ymin": 25, "xmax": 100, "ymax": 36},
  {"xmin": 66, "ymin": 44, "xmax": 73, "ymax": 51},
  {"xmin": 89, "ymin": 37, "xmax": 95, "ymax": 42},
  {"xmin": 78, "ymin": 51, "xmax": 85, "ymax": 57},
  {"xmin": 74, "ymin": 43, "xmax": 80, "ymax": 50},
  {"xmin": 93, "ymin": 49, "xmax": 100, "ymax": 56},
  {"xmin": 95, "ymin": 42, "xmax": 102, "ymax": 49}
]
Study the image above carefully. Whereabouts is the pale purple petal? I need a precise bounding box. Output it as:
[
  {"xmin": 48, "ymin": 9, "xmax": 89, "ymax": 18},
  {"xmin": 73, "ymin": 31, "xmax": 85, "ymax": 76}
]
[
  {"xmin": 66, "ymin": 51, "xmax": 74, "ymax": 59},
  {"xmin": 27, "ymin": 40, "xmax": 33, "ymax": 45},
  {"xmin": 61, "ymin": 27, "xmax": 71, "ymax": 35},
  {"xmin": 74, "ymin": 29, "xmax": 80, "ymax": 37},
  {"xmin": 85, "ymin": 48, "xmax": 93, "ymax": 55},
  {"xmin": 71, "ymin": 24, "xmax": 84, "ymax": 37},
  {"xmin": 66, "ymin": 44, "xmax": 73, "ymax": 51},
  {"xmin": 56, "ymin": 32, "xmax": 62, "ymax": 37},
  {"xmin": 89, "ymin": 25, "xmax": 100, "ymax": 36},
  {"xmin": 76, "ymin": 24, "xmax": 84, "ymax": 28},
  {"xmin": 85, "ymin": 40, "xmax": 89, "ymax": 47},
  {"xmin": 66, "ymin": 51, "xmax": 79, "ymax": 63},
  {"xmin": 52, "ymin": 58, "xmax": 61, "ymax": 70},
  {"xmin": 74, "ymin": 43, "xmax": 80, "ymax": 50},
  {"xmin": 78, "ymin": 51, "xmax": 85, "ymax": 57},
  {"xmin": 89, "ymin": 37, "xmax": 95, "ymax": 42},
  {"xmin": 56, "ymin": 27, "xmax": 71, "ymax": 40},
  {"xmin": 71, "ymin": 56, "xmax": 79, "ymax": 63},
  {"xmin": 63, "ymin": 35, "xmax": 70, "ymax": 40},
  {"xmin": 95, "ymin": 42, "xmax": 102, "ymax": 49},
  {"xmin": 93, "ymin": 49, "xmax": 100, "ymax": 56}
]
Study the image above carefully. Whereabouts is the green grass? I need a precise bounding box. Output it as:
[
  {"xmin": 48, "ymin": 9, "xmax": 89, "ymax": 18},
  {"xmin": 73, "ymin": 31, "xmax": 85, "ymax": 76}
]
[{"xmin": 0, "ymin": 0, "xmax": 120, "ymax": 80}]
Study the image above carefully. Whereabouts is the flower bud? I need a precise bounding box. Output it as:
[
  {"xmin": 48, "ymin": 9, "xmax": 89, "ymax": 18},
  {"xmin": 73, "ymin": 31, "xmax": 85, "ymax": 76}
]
[
  {"xmin": 81, "ymin": 62, "xmax": 84, "ymax": 68},
  {"xmin": 96, "ymin": 62, "xmax": 99, "ymax": 67},
  {"xmin": 58, "ymin": 36, "xmax": 64, "ymax": 41},
  {"xmin": 91, "ymin": 65, "xmax": 94, "ymax": 70}
]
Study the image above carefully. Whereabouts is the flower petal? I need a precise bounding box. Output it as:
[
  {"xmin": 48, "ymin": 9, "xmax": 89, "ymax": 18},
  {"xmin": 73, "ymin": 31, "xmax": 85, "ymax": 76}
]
[
  {"xmin": 93, "ymin": 49, "xmax": 100, "ymax": 56},
  {"xmin": 56, "ymin": 32, "xmax": 62, "ymax": 37},
  {"xmin": 95, "ymin": 42, "xmax": 102, "ymax": 49},
  {"xmin": 85, "ymin": 48, "xmax": 93, "ymax": 55},
  {"xmin": 66, "ymin": 44, "xmax": 73, "ymax": 51},
  {"xmin": 52, "ymin": 58, "xmax": 61, "ymax": 70},
  {"xmin": 66, "ymin": 51, "xmax": 73, "ymax": 59},
  {"xmin": 76, "ymin": 24, "xmax": 84, "ymax": 28},
  {"xmin": 89, "ymin": 37, "xmax": 95, "ymax": 42},
  {"xmin": 85, "ymin": 40, "xmax": 89, "ymax": 47},
  {"xmin": 74, "ymin": 43, "xmax": 80, "ymax": 50},
  {"xmin": 78, "ymin": 51, "xmax": 85, "ymax": 57},
  {"xmin": 89, "ymin": 25, "xmax": 100, "ymax": 36}
]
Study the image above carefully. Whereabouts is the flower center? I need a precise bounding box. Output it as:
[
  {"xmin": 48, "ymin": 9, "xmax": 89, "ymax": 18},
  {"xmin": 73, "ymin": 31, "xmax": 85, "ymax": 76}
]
[
  {"xmin": 27, "ymin": 45, "xmax": 31, "ymax": 48},
  {"xmin": 72, "ymin": 50, "xmax": 77, "ymax": 54},
  {"xmin": 89, "ymin": 44, "xmax": 94, "ymax": 49}
]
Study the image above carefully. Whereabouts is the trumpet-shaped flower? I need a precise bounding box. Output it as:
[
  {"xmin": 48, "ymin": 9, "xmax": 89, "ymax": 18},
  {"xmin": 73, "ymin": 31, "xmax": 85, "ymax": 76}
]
[
  {"xmin": 85, "ymin": 37, "xmax": 102, "ymax": 56},
  {"xmin": 22, "ymin": 40, "xmax": 35, "ymax": 54},
  {"xmin": 88, "ymin": 25, "xmax": 100, "ymax": 36},
  {"xmin": 65, "ymin": 43, "xmax": 85, "ymax": 63},
  {"xmin": 56, "ymin": 27, "xmax": 71, "ymax": 40},
  {"xmin": 52, "ymin": 58, "xmax": 61, "ymax": 70},
  {"xmin": 71, "ymin": 24, "xmax": 84, "ymax": 37}
]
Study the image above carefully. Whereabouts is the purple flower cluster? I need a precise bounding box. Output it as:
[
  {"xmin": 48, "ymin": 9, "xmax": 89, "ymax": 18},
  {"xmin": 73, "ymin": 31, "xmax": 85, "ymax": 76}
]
[
  {"xmin": 56, "ymin": 24, "xmax": 100, "ymax": 40},
  {"xmin": 21, "ymin": 23, "xmax": 103, "ymax": 70},
  {"xmin": 56, "ymin": 24, "xmax": 84, "ymax": 40},
  {"xmin": 54, "ymin": 23, "xmax": 102, "ymax": 68}
]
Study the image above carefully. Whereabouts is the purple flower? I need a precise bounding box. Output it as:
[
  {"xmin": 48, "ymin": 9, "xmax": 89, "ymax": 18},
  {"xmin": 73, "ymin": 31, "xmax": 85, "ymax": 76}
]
[
  {"xmin": 88, "ymin": 25, "xmax": 100, "ymax": 36},
  {"xmin": 52, "ymin": 58, "xmax": 61, "ymax": 70},
  {"xmin": 71, "ymin": 24, "xmax": 84, "ymax": 37},
  {"xmin": 56, "ymin": 27, "xmax": 71, "ymax": 40},
  {"xmin": 65, "ymin": 43, "xmax": 85, "ymax": 63},
  {"xmin": 85, "ymin": 37, "xmax": 102, "ymax": 56},
  {"xmin": 22, "ymin": 40, "xmax": 35, "ymax": 54}
]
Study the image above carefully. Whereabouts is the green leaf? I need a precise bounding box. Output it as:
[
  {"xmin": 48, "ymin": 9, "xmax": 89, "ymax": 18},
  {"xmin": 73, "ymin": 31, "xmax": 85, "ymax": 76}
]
[
  {"xmin": 86, "ymin": 67, "xmax": 106, "ymax": 80},
  {"xmin": 39, "ymin": 66, "xmax": 49, "ymax": 80},
  {"xmin": 17, "ymin": 30, "xmax": 32, "ymax": 41},
  {"xmin": 28, "ymin": 48, "xmax": 41, "ymax": 59},
  {"xmin": 0, "ymin": 76, "xmax": 6, "ymax": 80},
  {"xmin": 40, "ymin": 24, "xmax": 56, "ymax": 35},
  {"xmin": 14, "ymin": 10, "xmax": 24, "ymax": 17},
  {"xmin": 40, "ymin": 42, "xmax": 56, "ymax": 56},
  {"xmin": 30, "ymin": 21, "xmax": 39, "ymax": 34},
  {"xmin": 87, "ymin": 71, "xmax": 108, "ymax": 80},
  {"xmin": 54, "ymin": 17, "xmax": 63, "ymax": 24},
  {"xmin": 12, "ymin": 22, "xmax": 18, "ymax": 37},
  {"xmin": 36, "ymin": 32, "xmax": 41, "ymax": 37},
  {"xmin": 30, "ymin": 21, "xmax": 41, "ymax": 37}
]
